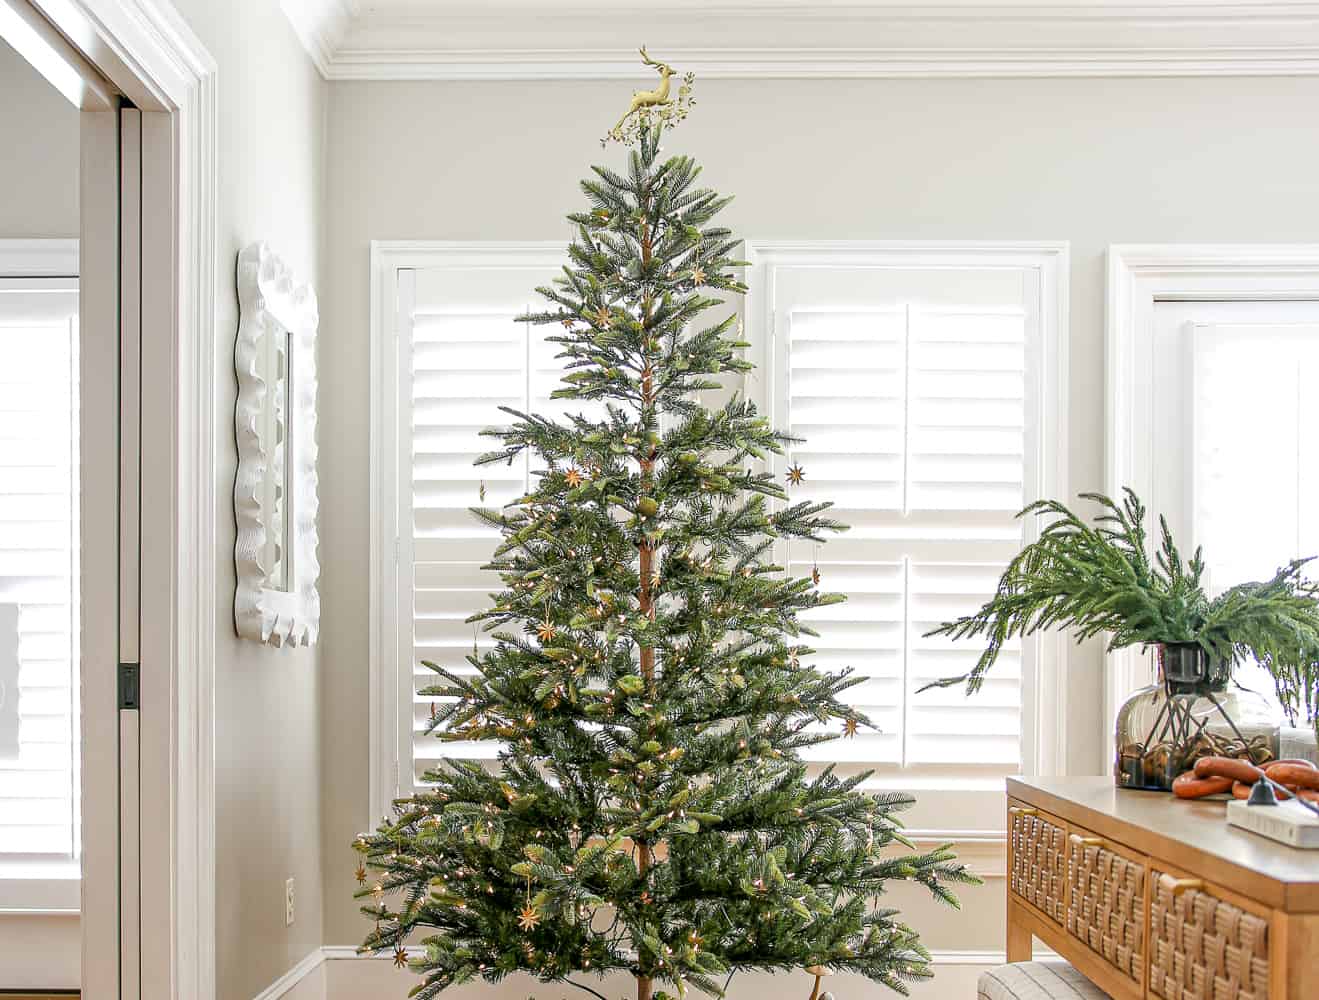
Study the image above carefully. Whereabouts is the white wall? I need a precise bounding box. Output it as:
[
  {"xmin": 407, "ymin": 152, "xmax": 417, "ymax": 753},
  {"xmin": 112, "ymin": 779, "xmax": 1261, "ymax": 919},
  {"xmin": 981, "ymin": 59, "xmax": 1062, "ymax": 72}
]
[
  {"xmin": 0, "ymin": 33, "xmax": 81, "ymax": 992},
  {"xmin": 162, "ymin": 2, "xmax": 328, "ymax": 998},
  {"xmin": 316, "ymin": 75, "xmax": 1319, "ymax": 971}
]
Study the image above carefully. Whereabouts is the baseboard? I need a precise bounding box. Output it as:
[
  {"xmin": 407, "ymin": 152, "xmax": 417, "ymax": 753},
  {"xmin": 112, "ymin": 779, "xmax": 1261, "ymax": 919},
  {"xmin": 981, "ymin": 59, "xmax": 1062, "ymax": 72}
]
[
  {"xmin": 251, "ymin": 949, "xmax": 329, "ymax": 1000},
  {"xmin": 255, "ymin": 945, "xmax": 1045, "ymax": 999}
]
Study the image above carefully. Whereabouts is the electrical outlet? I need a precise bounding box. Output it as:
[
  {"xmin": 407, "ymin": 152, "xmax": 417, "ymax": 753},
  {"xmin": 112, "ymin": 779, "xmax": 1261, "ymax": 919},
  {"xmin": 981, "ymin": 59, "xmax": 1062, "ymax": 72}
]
[{"xmin": 285, "ymin": 877, "xmax": 295, "ymax": 926}]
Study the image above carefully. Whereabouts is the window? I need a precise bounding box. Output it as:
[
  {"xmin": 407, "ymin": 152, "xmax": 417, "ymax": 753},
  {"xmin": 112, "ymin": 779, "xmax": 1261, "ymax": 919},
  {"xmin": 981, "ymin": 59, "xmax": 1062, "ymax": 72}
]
[
  {"xmin": 1108, "ymin": 246, "xmax": 1319, "ymax": 748},
  {"xmin": 372, "ymin": 247, "xmax": 567, "ymax": 806},
  {"xmin": 0, "ymin": 271, "xmax": 80, "ymax": 910},
  {"xmin": 1151, "ymin": 298, "xmax": 1319, "ymax": 715},
  {"xmin": 371, "ymin": 242, "xmax": 1068, "ymax": 827},
  {"xmin": 752, "ymin": 244, "xmax": 1068, "ymax": 788}
]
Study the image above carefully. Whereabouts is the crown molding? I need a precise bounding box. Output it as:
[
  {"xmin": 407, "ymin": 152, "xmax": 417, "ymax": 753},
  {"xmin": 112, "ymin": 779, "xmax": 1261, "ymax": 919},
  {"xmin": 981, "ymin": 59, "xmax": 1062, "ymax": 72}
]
[
  {"xmin": 280, "ymin": 2, "xmax": 1319, "ymax": 80},
  {"xmin": 279, "ymin": 0, "xmax": 358, "ymax": 77}
]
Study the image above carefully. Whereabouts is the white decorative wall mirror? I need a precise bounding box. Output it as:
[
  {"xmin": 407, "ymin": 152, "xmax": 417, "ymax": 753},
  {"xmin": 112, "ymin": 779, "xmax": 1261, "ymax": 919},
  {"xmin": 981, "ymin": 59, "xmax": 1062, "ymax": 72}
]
[{"xmin": 234, "ymin": 242, "xmax": 320, "ymax": 646}]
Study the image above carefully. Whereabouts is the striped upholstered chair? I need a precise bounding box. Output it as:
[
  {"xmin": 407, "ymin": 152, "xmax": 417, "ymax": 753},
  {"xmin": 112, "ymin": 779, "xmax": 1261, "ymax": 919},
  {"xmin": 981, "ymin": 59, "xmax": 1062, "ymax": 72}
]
[{"xmin": 977, "ymin": 961, "xmax": 1110, "ymax": 1000}]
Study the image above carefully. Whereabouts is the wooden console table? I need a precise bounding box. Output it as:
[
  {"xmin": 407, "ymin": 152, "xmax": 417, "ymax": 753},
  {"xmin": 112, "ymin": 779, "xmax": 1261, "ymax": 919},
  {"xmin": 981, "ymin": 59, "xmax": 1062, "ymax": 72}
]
[{"xmin": 1006, "ymin": 776, "xmax": 1319, "ymax": 1000}]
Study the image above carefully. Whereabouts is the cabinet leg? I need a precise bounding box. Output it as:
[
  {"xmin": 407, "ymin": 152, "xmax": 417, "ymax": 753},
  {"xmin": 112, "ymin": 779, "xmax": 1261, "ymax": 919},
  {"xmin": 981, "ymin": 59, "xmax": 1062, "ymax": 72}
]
[{"xmin": 1006, "ymin": 907, "xmax": 1032, "ymax": 964}]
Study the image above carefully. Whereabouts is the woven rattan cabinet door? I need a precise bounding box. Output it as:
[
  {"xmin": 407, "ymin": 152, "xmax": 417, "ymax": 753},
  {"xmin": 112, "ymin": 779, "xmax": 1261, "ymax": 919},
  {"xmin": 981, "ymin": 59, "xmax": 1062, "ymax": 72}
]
[
  {"xmin": 1148, "ymin": 870, "xmax": 1271, "ymax": 1000},
  {"xmin": 1065, "ymin": 831, "xmax": 1146, "ymax": 985},
  {"xmin": 1008, "ymin": 803, "xmax": 1068, "ymax": 926}
]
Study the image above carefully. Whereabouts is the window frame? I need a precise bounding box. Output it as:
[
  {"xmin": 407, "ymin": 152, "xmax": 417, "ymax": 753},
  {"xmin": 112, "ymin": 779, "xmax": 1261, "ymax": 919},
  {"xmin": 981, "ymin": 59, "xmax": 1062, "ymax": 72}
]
[
  {"xmin": 1106, "ymin": 243, "xmax": 1319, "ymax": 772},
  {"xmin": 369, "ymin": 239, "xmax": 1070, "ymax": 826},
  {"xmin": 0, "ymin": 238, "xmax": 81, "ymax": 913}
]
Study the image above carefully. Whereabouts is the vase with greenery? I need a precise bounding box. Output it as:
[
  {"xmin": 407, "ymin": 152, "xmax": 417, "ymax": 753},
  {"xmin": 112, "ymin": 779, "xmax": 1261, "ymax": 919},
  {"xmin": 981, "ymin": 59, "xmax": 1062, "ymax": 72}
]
[{"xmin": 923, "ymin": 489, "xmax": 1319, "ymax": 789}]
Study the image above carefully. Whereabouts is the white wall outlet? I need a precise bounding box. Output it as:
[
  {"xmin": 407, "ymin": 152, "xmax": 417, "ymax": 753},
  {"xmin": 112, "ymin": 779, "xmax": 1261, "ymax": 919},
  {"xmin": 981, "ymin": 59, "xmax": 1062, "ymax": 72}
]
[{"xmin": 285, "ymin": 877, "xmax": 295, "ymax": 926}]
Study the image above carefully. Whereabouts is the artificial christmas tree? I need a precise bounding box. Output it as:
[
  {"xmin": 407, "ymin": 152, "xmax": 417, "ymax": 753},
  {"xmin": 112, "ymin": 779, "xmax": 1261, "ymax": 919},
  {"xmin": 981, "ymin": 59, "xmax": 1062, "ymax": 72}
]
[{"xmin": 354, "ymin": 63, "xmax": 976, "ymax": 1000}]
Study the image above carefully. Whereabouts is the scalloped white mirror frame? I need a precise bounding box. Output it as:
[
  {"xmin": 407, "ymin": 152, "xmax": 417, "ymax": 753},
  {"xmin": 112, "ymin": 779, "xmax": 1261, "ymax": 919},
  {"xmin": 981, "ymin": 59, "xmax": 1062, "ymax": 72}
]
[{"xmin": 234, "ymin": 242, "xmax": 320, "ymax": 646}]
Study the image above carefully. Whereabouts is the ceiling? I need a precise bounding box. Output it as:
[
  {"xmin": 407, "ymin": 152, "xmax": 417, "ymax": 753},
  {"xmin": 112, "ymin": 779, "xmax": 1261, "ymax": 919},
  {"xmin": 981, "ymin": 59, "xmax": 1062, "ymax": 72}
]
[{"xmin": 280, "ymin": 1, "xmax": 1319, "ymax": 80}]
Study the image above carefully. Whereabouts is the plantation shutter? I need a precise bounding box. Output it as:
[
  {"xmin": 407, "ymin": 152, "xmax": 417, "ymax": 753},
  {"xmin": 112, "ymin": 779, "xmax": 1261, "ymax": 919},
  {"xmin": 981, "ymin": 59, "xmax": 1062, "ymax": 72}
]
[
  {"xmin": 402, "ymin": 262, "xmax": 568, "ymax": 779},
  {"xmin": 0, "ymin": 282, "xmax": 80, "ymax": 899},
  {"xmin": 772, "ymin": 265, "xmax": 1031, "ymax": 771}
]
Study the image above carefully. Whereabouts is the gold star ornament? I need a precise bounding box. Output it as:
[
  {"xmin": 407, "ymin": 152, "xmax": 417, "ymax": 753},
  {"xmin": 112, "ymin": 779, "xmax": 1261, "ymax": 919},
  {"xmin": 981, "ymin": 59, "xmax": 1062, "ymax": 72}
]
[
  {"xmin": 786, "ymin": 463, "xmax": 806, "ymax": 486},
  {"xmin": 392, "ymin": 945, "xmax": 409, "ymax": 969},
  {"xmin": 690, "ymin": 265, "xmax": 707, "ymax": 285},
  {"xmin": 518, "ymin": 903, "xmax": 542, "ymax": 931},
  {"xmin": 537, "ymin": 619, "xmax": 557, "ymax": 643},
  {"xmin": 355, "ymin": 862, "xmax": 367, "ymax": 886},
  {"xmin": 811, "ymin": 565, "xmax": 822, "ymax": 586},
  {"xmin": 564, "ymin": 467, "xmax": 584, "ymax": 488},
  {"xmin": 592, "ymin": 305, "xmax": 612, "ymax": 328},
  {"xmin": 843, "ymin": 717, "xmax": 859, "ymax": 739}
]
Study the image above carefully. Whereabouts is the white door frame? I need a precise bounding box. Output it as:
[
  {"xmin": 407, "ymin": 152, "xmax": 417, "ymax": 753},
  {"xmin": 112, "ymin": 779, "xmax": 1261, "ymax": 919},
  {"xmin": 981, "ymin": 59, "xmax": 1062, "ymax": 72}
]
[
  {"xmin": 1105, "ymin": 243, "xmax": 1319, "ymax": 768},
  {"xmin": 11, "ymin": 1, "xmax": 219, "ymax": 997}
]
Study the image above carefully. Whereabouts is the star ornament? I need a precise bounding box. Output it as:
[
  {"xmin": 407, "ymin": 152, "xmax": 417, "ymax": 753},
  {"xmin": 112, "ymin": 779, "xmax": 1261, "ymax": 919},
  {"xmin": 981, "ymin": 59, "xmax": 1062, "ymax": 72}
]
[
  {"xmin": 518, "ymin": 903, "xmax": 542, "ymax": 931},
  {"xmin": 811, "ymin": 565, "xmax": 822, "ymax": 586},
  {"xmin": 392, "ymin": 945, "xmax": 410, "ymax": 969},
  {"xmin": 785, "ymin": 463, "xmax": 806, "ymax": 486},
  {"xmin": 843, "ymin": 717, "xmax": 860, "ymax": 739},
  {"xmin": 355, "ymin": 862, "xmax": 368, "ymax": 886},
  {"xmin": 592, "ymin": 305, "xmax": 612, "ymax": 328},
  {"xmin": 690, "ymin": 265, "xmax": 707, "ymax": 286},
  {"xmin": 564, "ymin": 467, "xmax": 584, "ymax": 488},
  {"xmin": 537, "ymin": 619, "xmax": 557, "ymax": 643}
]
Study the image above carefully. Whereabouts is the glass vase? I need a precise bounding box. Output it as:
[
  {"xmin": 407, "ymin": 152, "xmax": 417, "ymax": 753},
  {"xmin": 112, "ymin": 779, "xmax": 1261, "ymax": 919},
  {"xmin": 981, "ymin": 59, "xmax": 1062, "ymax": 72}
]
[{"xmin": 1113, "ymin": 643, "xmax": 1280, "ymax": 791}]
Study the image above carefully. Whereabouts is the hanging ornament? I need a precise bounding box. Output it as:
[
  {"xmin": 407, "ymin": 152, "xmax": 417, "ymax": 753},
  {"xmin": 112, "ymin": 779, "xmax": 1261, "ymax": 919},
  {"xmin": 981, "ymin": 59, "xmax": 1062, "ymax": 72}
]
[
  {"xmin": 562, "ymin": 316, "xmax": 576, "ymax": 329},
  {"xmin": 355, "ymin": 861, "xmax": 367, "ymax": 886},
  {"xmin": 690, "ymin": 264, "xmax": 707, "ymax": 286},
  {"xmin": 392, "ymin": 945, "xmax": 409, "ymax": 969},
  {"xmin": 843, "ymin": 717, "xmax": 860, "ymax": 739},
  {"xmin": 564, "ymin": 467, "xmax": 584, "ymax": 488},
  {"xmin": 591, "ymin": 305, "xmax": 612, "ymax": 328},
  {"xmin": 786, "ymin": 462, "xmax": 806, "ymax": 486},
  {"xmin": 479, "ymin": 480, "xmax": 487, "ymax": 502},
  {"xmin": 518, "ymin": 902, "xmax": 542, "ymax": 931},
  {"xmin": 537, "ymin": 610, "xmax": 557, "ymax": 644},
  {"xmin": 811, "ymin": 545, "xmax": 821, "ymax": 587}
]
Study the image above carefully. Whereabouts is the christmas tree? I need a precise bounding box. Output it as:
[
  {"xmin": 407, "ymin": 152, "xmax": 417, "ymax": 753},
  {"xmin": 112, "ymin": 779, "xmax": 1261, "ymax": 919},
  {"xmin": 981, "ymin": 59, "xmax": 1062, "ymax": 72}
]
[{"xmin": 354, "ymin": 63, "xmax": 976, "ymax": 1000}]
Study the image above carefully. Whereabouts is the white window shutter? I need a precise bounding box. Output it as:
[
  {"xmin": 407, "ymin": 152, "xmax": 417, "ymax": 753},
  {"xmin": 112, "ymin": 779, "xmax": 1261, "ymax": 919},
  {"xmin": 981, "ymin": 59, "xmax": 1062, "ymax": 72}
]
[
  {"xmin": 780, "ymin": 279, "xmax": 1028, "ymax": 772},
  {"xmin": 0, "ymin": 286, "xmax": 79, "ymax": 875}
]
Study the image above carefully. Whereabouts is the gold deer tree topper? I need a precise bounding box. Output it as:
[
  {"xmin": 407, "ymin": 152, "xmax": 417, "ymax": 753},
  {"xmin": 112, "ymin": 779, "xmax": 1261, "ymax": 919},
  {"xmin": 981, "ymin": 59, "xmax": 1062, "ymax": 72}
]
[{"xmin": 603, "ymin": 47, "xmax": 696, "ymax": 146}]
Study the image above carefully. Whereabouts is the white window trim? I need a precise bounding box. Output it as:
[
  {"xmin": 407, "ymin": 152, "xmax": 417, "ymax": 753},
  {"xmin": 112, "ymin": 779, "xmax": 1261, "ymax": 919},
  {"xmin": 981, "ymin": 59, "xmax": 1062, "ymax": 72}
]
[
  {"xmin": 0, "ymin": 239, "xmax": 80, "ymax": 914},
  {"xmin": 369, "ymin": 239, "xmax": 1070, "ymax": 825},
  {"xmin": 747, "ymin": 241, "xmax": 1071, "ymax": 782},
  {"xmin": 1105, "ymin": 243, "xmax": 1319, "ymax": 772}
]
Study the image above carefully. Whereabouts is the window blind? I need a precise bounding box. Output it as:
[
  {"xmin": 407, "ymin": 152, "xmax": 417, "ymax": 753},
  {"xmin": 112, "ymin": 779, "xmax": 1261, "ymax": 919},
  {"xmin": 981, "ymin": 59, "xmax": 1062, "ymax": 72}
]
[
  {"xmin": 397, "ymin": 257, "xmax": 1039, "ymax": 787},
  {"xmin": 0, "ymin": 284, "xmax": 79, "ymax": 880},
  {"xmin": 773, "ymin": 269, "xmax": 1031, "ymax": 772},
  {"xmin": 402, "ymin": 264, "xmax": 567, "ymax": 779}
]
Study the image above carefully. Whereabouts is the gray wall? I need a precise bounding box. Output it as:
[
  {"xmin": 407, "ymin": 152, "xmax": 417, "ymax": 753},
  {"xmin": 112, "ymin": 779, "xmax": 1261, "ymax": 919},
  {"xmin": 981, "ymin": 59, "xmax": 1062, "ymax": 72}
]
[
  {"xmin": 0, "ymin": 36, "xmax": 79, "ymax": 237},
  {"xmin": 318, "ymin": 75, "xmax": 1319, "ymax": 949},
  {"xmin": 166, "ymin": 2, "xmax": 328, "ymax": 997}
]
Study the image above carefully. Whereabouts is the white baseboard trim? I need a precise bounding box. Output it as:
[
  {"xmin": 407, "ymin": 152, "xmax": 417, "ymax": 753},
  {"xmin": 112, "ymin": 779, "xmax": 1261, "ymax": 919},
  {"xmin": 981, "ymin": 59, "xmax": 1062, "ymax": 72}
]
[
  {"xmin": 252, "ymin": 948, "xmax": 331, "ymax": 1000},
  {"xmin": 256, "ymin": 945, "xmax": 1032, "ymax": 998}
]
